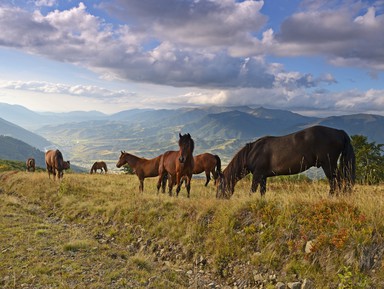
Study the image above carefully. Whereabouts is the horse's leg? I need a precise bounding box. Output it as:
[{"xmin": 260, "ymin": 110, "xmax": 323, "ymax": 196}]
[
  {"xmin": 204, "ymin": 171, "xmax": 210, "ymax": 187},
  {"xmin": 169, "ymin": 174, "xmax": 175, "ymax": 196},
  {"xmin": 175, "ymin": 173, "xmax": 182, "ymax": 197},
  {"xmin": 250, "ymin": 174, "xmax": 259, "ymax": 195},
  {"xmin": 260, "ymin": 177, "xmax": 267, "ymax": 196},
  {"xmin": 156, "ymin": 172, "xmax": 165, "ymax": 193},
  {"xmin": 185, "ymin": 174, "xmax": 192, "ymax": 198},
  {"xmin": 139, "ymin": 178, "xmax": 144, "ymax": 193},
  {"xmin": 161, "ymin": 174, "xmax": 167, "ymax": 193},
  {"xmin": 322, "ymin": 165, "xmax": 337, "ymax": 196}
]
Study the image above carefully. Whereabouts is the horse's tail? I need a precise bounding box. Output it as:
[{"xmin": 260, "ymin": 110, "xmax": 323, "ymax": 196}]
[
  {"xmin": 339, "ymin": 131, "xmax": 356, "ymax": 192},
  {"xmin": 55, "ymin": 150, "xmax": 64, "ymax": 171},
  {"xmin": 90, "ymin": 165, "xmax": 94, "ymax": 174},
  {"xmin": 104, "ymin": 163, "xmax": 108, "ymax": 172},
  {"xmin": 214, "ymin": 155, "xmax": 222, "ymax": 173}
]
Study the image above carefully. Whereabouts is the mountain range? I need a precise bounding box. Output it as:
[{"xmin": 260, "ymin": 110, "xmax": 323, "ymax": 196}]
[{"xmin": 1, "ymin": 102, "xmax": 384, "ymax": 170}]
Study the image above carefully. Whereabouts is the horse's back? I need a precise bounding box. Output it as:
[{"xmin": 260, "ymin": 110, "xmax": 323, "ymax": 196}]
[{"xmin": 45, "ymin": 149, "xmax": 63, "ymax": 169}]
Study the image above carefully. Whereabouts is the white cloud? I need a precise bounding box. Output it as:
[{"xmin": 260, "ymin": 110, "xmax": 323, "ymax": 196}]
[
  {"xmin": 272, "ymin": 2, "xmax": 384, "ymax": 71},
  {"xmin": 0, "ymin": 80, "xmax": 136, "ymax": 99}
]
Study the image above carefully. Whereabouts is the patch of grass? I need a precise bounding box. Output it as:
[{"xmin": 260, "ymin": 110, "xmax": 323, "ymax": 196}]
[{"xmin": 63, "ymin": 239, "xmax": 96, "ymax": 252}]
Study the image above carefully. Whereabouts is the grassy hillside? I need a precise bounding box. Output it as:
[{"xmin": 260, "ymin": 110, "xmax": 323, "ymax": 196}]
[
  {"xmin": 0, "ymin": 172, "xmax": 383, "ymax": 288},
  {"xmin": 0, "ymin": 135, "xmax": 46, "ymax": 167}
]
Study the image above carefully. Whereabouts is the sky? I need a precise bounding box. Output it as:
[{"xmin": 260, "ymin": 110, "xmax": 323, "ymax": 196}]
[{"xmin": 0, "ymin": 0, "xmax": 383, "ymax": 116}]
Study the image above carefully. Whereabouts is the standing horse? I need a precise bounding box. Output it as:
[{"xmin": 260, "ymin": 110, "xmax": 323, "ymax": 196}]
[
  {"xmin": 116, "ymin": 151, "xmax": 163, "ymax": 192},
  {"xmin": 217, "ymin": 126, "xmax": 355, "ymax": 198},
  {"xmin": 26, "ymin": 158, "xmax": 35, "ymax": 172},
  {"xmin": 90, "ymin": 161, "xmax": 108, "ymax": 174},
  {"xmin": 192, "ymin": 153, "xmax": 221, "ymax": 186},
  {"xmin": 45, "ymin": 149, "xmax": 70, "ymax": 180},
  {"xmin": 157, "ymin": 133, "xmax": 194, "ymax": 197}
]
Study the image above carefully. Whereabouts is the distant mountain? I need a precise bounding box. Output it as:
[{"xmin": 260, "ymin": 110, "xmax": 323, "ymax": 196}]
[
  {"xmin": 0, "ymin": 102, "xmax": 107, "ymax": 130},
  {"xmin": 313, "ymin": 114, "xmax": 384, "ymax": 143},
  {"xmin": 0, "ymin": 117, "xmax": 52, "ymax": 150},
  {"xmin": 35, "ymin": 106, "xmax": 384, "ymax": 169},
  {"xmin": 0, "ymin": 135, "xmax": 46, "ymax": 167}
]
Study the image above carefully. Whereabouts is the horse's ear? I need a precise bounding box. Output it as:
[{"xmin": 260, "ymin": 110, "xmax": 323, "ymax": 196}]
[
  {"xmin": 179, "ymin": 133, "xmax": 182, "ymax": 138},
  {"xmin": 187, "ymin": 133, "xmax": 191, "ymax": 138},
  {"xmin": 68, "ymin": 161, "xmax": 70, "ymax": 164}
]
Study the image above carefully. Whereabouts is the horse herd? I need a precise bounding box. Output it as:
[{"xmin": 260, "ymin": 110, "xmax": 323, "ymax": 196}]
[{"xmin": 26, "ymin": 125, "xmax": 356, "ymax": 199}]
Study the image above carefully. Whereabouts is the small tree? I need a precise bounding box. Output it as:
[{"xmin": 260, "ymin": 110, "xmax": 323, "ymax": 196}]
[
  {"xmin": 122, "ymin": 164, "xmax": 135, "ymax": 174},
  {"xmin": 351, "ymin": 135, "xmax": 384, "ymax": 185}
]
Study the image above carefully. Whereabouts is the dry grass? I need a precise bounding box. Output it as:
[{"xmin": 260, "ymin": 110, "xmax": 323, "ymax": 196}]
[{"xmin": 0, "ymin": 171, "xmax": 383, "ymax": 288}]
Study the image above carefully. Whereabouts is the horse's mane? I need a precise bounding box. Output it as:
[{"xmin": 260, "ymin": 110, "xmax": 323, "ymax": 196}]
[{"xmin": 224, "ymin": 142, "xmax": 252, "ymax": 183}]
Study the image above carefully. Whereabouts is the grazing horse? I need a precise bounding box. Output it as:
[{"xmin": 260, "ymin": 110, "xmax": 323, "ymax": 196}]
[
  {"xmin": 116, "ymin": 151, "xmax": 163, "ymax": 192},
  {"xmin": 90, "ymin": 161, "xmax": 108, "ymax": 174},
  {"xmin": 192, "ymin": 153, "xmax": 221, "ymax": 186},
  {"xmin": 217, "ymin": 126, "xmax": 355, "ymax": 198},
  {"xmin": 45, "ymin": 149, "xmax": 70, "ymax": 180},
  {"xmin": 157, "ymin": 133, "xmax": 194, "ymax": 197},
  {"xmin": 26, "ymin": 158, "xmax": 35, "ymax": 172}
]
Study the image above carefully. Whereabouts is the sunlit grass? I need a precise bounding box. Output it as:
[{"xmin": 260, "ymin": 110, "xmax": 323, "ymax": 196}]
[{"xmin": 0, "ymin": 170, "xmax": 383, "ymax": 288}]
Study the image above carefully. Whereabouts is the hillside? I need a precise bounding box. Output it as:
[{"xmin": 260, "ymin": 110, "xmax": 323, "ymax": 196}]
[
  {"xmin": 0, "ymin": 135, "xmax": 46, "ymax": 167},
  {"xmin": 0, "ymin": 172, "xmax": 383, "ymax": 288},
  {"xmin": 0, "ymin": 117, "xmax": 52, "ymax": 150}
]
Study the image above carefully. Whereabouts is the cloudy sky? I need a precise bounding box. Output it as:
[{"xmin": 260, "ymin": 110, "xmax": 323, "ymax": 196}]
[{"xmin": 0, "ymin": 0, "xmax": 383, "ymax": 116}]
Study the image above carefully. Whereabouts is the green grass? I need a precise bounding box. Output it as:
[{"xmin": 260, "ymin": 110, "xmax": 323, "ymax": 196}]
[{"xmin": 0, "ymin": 171, "xmax": 383, "ymax": 288}]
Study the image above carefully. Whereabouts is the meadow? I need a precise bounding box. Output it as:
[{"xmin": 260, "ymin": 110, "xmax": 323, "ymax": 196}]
[{"xmin": 0, "ymin": 170, "xmax": 383, "ymax": 288}]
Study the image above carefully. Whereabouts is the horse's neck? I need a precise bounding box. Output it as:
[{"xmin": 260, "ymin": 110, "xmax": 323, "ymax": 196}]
[
  {"xmin": 125, "ymin": 154, "xmax": 141, "ymax": 168},
  {"xmin": 223, "ymin": 162, "xmax": 244, "ymax": 190}
]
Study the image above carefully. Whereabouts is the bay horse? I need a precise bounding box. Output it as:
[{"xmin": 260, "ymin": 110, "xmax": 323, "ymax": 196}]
[
  {"xmin": 26, "ymin": 158, "xmax": 35, "ymax": 172},
  {"xmin": 192, "ymin": 153, "xmax": 221, "ymax": 186},
  {"xmin": 116, "ymin": 151, "xmax": 163, "ymax": 192},
  {"xmin": 45, "ymin": 149, "xmax": 70, "ymax": 180},
  {"xmin": 90, "ymin": 161, "xmax": 108, "ymax": 174},
  {"xmin": 216, "ymin": 126, "xmax": 355, "ymax": 198},
  {"xmin": 157, "ymin": 133, "xmax": 194, "ymax": 197}
]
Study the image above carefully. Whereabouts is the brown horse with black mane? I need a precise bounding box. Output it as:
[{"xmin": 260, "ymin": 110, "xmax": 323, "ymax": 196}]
[
  {"xmin": 116, "ymin": 151, "xmax": 163, "ymax": 192},
  {"xmin": 157, "ymin": 133, "xmax": 194, "ymax": 197},
  {"xmin": 193, "ymin": 153, "xmax": 221, "ymax": 186},
  {"xmin": 90, "ymin": 161, "xmax": 108, "ymax": 174},
  {"xmin": 45, "ymin": 149, "xmax": 70, "ymax": 180},
  {"xmin": 217, "ymin": 126, "xmax": 355, "ymax": 198},
  {"xmin": 26, "ymin": 158, "xmax": 35, "ymax": 172}
]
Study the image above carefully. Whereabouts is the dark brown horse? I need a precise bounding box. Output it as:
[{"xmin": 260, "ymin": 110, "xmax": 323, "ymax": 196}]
[
  {"xmin": 116, "ymin": 151, "xmax": 163, "ymax": 192},
  {"xmin": 157, "ymin": 133, "xmax": 194, "ymax": 197},
  {"xmin": 45, "ymin": 149, "xmax": 70, "ymax": 180},
  {"xmin": 217, "ymin": 126, "xmax": 355, "ymax": 198},
  {"xmin": 90, "ymin": 161, "xmax": 108, "ymax": 174},
  {"xmin": 26, "ymin": 158, "xmax": 35, "ymax": 172},
  {"xmin": 192, "ymin": 153, "xmax": 221, "ymax": 186}
]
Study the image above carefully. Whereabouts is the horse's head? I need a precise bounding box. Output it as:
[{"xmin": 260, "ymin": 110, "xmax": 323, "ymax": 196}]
[
  {"xmin": 216, "ymin": 171, "xmax": 233, "ymax": 199},
  {"xmin": 116, "ymin": 151, "xmax": 127, "ymax": 168},
  {"xmin": 63, "ymin": 161, "xmax": 70, "ymax": 170},
  {"xmin": 178, "ymin": 133, "xmax": 194, "ymax": 163}
]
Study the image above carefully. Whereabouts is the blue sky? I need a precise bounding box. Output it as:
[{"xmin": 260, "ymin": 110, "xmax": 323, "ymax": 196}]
[{"xmin": 0, "ymin": 0, "xmax": 383, "ymax": 116}]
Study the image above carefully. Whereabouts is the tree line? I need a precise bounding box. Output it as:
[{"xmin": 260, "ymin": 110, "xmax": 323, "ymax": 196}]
[{"xmin": 351, "ymin": 135, "xmax": 384, "ymax": 185}]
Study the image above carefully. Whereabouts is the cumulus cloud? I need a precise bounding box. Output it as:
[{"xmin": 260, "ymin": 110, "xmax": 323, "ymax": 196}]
[
  {"xmin": 0, "ymin": 80, "xmax": 136, "ymax": 99},
  {"xmin": 0, "ymin": 1, "xmax": 283, "ymax": 89},
  {"xmin": 273, "ymin": 1, "xmax": 384, "ymax": 71},
  {"xmin": 0, "ymin": 0, "xmax": 382, "ymax": 116}
]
